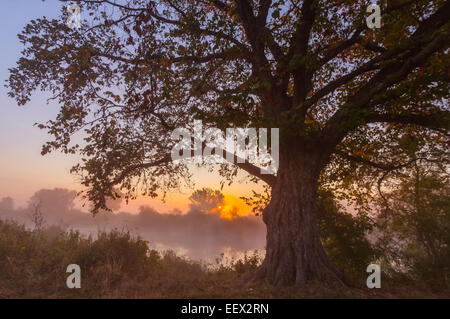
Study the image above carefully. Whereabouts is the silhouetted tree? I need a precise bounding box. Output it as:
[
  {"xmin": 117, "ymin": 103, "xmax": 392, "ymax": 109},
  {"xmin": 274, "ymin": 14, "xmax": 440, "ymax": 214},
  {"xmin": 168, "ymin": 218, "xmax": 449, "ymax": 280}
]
[
  {"xmin": 7, "ymin": 0, "xmax": 449, "ymax": 286},
  {"xmin": 189, "ymin": 188, "xmax": 224, "ymax": 213}
]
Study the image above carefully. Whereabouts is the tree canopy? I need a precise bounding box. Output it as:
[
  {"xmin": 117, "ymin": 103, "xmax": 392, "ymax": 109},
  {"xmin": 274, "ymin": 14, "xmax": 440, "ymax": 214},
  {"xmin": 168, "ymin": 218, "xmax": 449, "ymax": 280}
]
[
  {"xmin": 8, "ymin": 0, "xmax": 449, "ymax": 212},
  {"xmin": 6, "ymin": 0, "xmax": 450, "ymax": 287}
]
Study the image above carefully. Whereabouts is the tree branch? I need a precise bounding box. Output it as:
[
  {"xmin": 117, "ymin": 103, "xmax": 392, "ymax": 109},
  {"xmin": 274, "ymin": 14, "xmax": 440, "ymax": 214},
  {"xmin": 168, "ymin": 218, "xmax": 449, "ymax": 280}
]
[
  {"xmin": 307, "ymin": 1, "xmax": 450, "ymax": 112},
  {"xmin": 365, "ymin": 112, "xmax": 450, "ymax": 131},
  {"xmin": 111, "ymin": 146, "xmax": 276, "ymax": 189},
  {"xmin": 334, "ymin": 150, "xmax": 421, "ymax": 171},
  {"xmin": 320, "ymin": 2, "xmax": 450, "ymax": 148}
]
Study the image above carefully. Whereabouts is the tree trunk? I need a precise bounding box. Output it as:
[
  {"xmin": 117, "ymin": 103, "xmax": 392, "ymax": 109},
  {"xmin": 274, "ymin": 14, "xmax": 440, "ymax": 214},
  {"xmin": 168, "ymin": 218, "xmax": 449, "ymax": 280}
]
[{"xmin": 257, "ymin": 144, "xmax": 344, "ymax": 287}]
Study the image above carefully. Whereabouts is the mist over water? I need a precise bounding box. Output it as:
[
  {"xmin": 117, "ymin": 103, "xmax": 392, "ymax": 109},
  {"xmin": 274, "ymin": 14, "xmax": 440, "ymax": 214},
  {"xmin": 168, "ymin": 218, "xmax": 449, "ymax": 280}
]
[{"xmin": 0, "ymin": 188, "xmax": 266, "ymax": 261}]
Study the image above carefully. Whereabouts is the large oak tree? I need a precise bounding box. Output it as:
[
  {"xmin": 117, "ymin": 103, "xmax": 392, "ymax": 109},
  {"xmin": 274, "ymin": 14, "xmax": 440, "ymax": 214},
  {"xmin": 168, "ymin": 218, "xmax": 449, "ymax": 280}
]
[{"xmin": 7, "ymin": 0, "xmax": 449, "ymax": 286}]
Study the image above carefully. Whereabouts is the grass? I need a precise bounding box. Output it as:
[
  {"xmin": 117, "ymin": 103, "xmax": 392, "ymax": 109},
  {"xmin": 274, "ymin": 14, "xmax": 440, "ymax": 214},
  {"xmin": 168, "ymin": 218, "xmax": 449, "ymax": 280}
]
[{"xmin": 0, "ymin": 219, "xmax": 448, "ymax": 298}]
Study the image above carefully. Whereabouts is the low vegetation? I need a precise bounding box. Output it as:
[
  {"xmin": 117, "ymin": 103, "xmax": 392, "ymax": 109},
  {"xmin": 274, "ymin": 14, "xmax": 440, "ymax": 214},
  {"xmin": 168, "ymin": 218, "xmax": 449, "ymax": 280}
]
[
  {"xmin": 0, "ymin": 216, "xmax": 448, "ymax": 298},
  {"xmin": 1, "ymin": 163, "xmax": 448, "ymax": 298}
]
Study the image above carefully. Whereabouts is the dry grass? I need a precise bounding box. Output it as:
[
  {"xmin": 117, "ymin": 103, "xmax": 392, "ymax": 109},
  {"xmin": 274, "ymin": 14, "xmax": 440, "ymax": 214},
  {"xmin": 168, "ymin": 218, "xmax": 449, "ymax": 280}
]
[{"xmin": 0, "ymin": 219, "xmax": 448, "ymax": 299}]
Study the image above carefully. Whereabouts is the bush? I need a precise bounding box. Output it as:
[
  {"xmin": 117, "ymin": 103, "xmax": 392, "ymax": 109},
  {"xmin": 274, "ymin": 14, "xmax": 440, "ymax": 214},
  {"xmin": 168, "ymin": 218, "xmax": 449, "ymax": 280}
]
[
  {"xmin": 0, "ymin": 220, "xmax": 159, "ymax": 297},
  {"xmin": 317, "ymin": 189, "xmax": 379, "ymax": 282},
  {"xmin": 375, "ymin": 167, "xmax": 450, "ymax": 291}
]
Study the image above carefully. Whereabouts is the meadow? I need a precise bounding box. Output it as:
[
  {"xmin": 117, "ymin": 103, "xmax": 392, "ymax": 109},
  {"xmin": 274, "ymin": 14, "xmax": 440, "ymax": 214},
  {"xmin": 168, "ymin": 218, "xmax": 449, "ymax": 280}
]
[{"xmin": 1, "ymin": 219, "xmax": 447, "ymax": 299}]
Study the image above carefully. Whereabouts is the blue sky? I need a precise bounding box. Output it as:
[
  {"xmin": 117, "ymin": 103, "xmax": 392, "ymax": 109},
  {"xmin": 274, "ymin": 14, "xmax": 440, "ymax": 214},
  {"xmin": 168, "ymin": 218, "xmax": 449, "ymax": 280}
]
[{"xmin": 0, "ymin": 0, "xmax": 82, "ymax": 207}]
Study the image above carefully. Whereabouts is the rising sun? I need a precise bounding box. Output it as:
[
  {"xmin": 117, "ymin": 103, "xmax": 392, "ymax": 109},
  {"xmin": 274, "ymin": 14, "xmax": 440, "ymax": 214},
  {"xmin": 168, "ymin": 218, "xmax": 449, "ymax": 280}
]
[{"xmin": 211, "ymin": 195, "xmax": 251, "ymax": 220}]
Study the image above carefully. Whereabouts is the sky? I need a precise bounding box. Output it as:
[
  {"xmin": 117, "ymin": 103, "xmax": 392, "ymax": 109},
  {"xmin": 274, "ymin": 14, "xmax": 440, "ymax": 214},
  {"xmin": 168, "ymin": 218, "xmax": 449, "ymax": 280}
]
[{"xmin": 0, "ymin": 0, "xmax": 260, "ymax": 215}]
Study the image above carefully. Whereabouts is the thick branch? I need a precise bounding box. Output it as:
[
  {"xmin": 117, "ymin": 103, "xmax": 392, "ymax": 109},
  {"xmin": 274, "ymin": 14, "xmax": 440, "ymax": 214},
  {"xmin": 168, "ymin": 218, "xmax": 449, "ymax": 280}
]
[
  {"xmin": 320, "ymin": 3, "xmax": 450, "ymax": 148},
  {"xmin": 307, "ymin": 1, "xmax": 450, "ymax": 111},
  {"xmin": 365, "ymin": 112, "xmax": 450, "ymax": 131},
  {"xmin": 287, "ymin": 0, "xmax": 316, "ymax": 61},
  {"xmin": 235, "ymin": 0, "xmax": 273, "ymax": 78},
  {"xmin": 317, "ymin": 27, "xmax": 364, "ymax": 68},
  {"xmin": 93, "ymin": 47, "xmax": 245, "ymax": 66},
  {"xmin": 111, "ymin": 147, "xmax": 276, "ymax": 189},
  {"xmin": 288, "ymin": 0, "xmax": 316, "ymax": 106},
  {"xmin": 222, "ymin": 148, "xmax": 277, "ymax": 186},
  {"xmin": 335, "ymin": 150, "xmax": 422, "ymax": 171}
]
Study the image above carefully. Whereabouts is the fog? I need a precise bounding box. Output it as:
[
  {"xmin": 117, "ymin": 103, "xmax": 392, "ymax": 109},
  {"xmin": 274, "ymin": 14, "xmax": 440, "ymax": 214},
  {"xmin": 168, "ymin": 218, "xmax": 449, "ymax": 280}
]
[{"xmin": 0, "ymin": 188, "xmax": 266, "ymax": 260}]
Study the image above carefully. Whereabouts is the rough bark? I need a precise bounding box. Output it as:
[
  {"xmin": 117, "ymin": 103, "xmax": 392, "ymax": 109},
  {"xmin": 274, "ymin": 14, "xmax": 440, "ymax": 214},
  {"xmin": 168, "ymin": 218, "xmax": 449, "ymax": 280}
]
[{"xmin": 256, "ymin": 143, "xmax": 344, "ymax": 287}]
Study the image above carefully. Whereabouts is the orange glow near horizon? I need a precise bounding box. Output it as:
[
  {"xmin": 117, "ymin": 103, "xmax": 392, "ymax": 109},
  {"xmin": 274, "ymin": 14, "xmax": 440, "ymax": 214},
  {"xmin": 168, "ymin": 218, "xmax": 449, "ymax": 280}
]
[{"xmin": 210, "ymin": 194, "xmax": 252, "ymax": 220}]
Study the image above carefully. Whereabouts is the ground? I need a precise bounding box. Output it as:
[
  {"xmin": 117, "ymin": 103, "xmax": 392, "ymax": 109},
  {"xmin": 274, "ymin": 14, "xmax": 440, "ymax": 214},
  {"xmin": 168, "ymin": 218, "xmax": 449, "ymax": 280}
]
[{"xmin": 0, "ymin": 220, "xmax": 448, "ymax": 299}]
